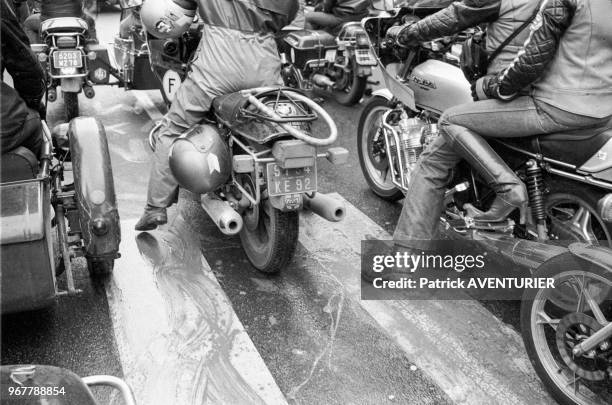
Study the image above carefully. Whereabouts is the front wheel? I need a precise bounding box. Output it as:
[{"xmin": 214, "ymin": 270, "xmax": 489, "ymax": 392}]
[
  {"xmin": 357, "ymin": 96, "xmax": 404, "ymax": 201},
  {"xmin": 520, "ymin": 253, "xmax": 612, "ymax": 405},
  {"xmin": 63, "ymin": 92, "xmax": 79, "ymax": 122},
  {"xmin": 333, "ymin": 57, "xmax": 367, "ymax": 106},
  {"xmin": 239, "ymin": 198, "xmax": 299, "ymax": 275}
]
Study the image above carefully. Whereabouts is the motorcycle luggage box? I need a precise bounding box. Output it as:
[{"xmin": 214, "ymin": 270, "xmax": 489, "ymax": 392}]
[{"xmin": 281, "ymin": 30, "xmax": 337, "ymax": 69}]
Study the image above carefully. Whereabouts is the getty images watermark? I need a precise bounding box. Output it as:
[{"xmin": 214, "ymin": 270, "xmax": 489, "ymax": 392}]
[{"xmin": 360, "ymin": 240, "xmax": 556, "ymax": 300}]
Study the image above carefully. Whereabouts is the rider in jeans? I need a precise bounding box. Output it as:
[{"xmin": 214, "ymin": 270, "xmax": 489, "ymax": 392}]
[
  {"xmin": 135, "ymin": 0, "xmax": 299, "ymax": 231},
  {"xmin": 391, "ymin": 0, "xmax": 612, "ymax": 256},
  {"xmin": 305, "ymin": 0, "xmax": 371, "ymax": 33}
]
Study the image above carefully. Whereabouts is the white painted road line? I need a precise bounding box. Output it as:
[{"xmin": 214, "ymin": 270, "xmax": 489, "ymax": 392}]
[
  {"xmin": 107, "ymin": 218, "xmax": 287, "ymax": 405},
  {"xmin": 299, "ymin": 193, "xmax": 554, "ymax": 405}
]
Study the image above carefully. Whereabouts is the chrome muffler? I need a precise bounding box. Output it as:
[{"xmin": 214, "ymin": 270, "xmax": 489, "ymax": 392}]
[
  {"xmin": 304, "ymin": 193, "xmax": 346, "ymax": 222},
  {"xmin": 201, "ymin": 194, "xmax": 243, "ymax": 235}
]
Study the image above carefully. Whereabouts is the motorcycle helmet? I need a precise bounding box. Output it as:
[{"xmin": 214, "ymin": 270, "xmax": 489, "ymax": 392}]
[
  {"xmin": 140, "ymin": 0, "xmax": 196, "ymax": 39},
  {"xmin": 169, "ymin": 125, "xmax": 232, "ymax": 194}
]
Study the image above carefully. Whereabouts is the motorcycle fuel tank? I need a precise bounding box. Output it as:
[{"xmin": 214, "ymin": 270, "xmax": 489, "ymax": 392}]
[{"xmin": 407, "ymin": 59, "xmax": 472, "ymax": 114}]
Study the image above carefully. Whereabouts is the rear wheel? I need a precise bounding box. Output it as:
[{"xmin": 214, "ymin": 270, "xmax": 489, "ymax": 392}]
[
  {"xmin": 63, "ymin": 92, "xmax": 79, "ymax": 121},
  {"xmin": 239, "ymin": 176, "xmax": 298, "ymax": 274},
  {"xmin": 545, "ymin": 180, "xmax": 612, "ymax": 246},
  {"xmin": 86, "ymin": 257, "xmax": 114, "ymax": 278},
  {"xmin": 334, "ymin": 57, "xmax": 367, "ymax": 106},
  {"xmin": 357, "ymin": 96, "xmax": 403, "ymax": 201}
]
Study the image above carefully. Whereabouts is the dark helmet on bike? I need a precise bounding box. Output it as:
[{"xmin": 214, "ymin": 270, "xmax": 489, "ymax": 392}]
[
  {"xmin": 140, "ymin": 0, "xmax": 196, "ymax": 39},
  {"xmin": 168, "ymin": 124, "xmax": 232, "ymax": 194}
]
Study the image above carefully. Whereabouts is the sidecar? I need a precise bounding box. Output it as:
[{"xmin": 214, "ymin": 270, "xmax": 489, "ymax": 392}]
[{"xmin": 0, "ymin": 117, "xmax": 120, "ymax": 314}]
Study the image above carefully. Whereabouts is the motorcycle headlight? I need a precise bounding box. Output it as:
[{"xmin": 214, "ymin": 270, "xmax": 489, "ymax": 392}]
[{"xmin": 597, "ymin": 193, "xmax": 612, "ymax": 222}]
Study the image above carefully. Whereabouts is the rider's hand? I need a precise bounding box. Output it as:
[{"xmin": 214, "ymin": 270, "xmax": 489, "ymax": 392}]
[{"xmin": 471, "ymin": 75, "xmax": 498, "ymax": 101}]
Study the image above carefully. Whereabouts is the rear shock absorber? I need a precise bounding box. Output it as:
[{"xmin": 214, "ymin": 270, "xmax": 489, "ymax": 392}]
[{"xmin": 525, "ymin": 160, "xmax": 548, "ymax": 240}]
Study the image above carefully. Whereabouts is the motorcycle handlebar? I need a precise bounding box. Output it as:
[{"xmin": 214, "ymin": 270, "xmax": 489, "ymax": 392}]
[{"xmin": 242, "ymin": 88, "xmax": 338, "ymax": 147}]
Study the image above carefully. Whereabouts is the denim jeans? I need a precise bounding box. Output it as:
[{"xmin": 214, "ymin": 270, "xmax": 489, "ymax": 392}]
[{"xmin": 393, "ymin": 96, "xmax": 611, "ymax": 250}]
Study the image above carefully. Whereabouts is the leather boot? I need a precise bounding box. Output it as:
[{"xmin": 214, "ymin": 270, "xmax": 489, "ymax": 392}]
[
  {"xmin": 444, "ymin": 124, "xmax": 528, "ymax": 223},
  {"xmin": 135, "ymin": 206, "xmax": 167, "ymax": 231}
]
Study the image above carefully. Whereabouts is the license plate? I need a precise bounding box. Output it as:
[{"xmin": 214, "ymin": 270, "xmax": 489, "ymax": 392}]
[
  {"xmin": 53, "ymin": 50, "xmax": 82, "ymax": 69},
  {"xmin": 266, "ymin": 163, "xmax": 317, "ymax": 197}
]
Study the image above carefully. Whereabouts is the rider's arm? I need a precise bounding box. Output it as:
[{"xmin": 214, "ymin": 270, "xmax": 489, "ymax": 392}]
[
  {"xmin": 494, "ymin": 0, "xmax": 575, "ymax": 99},
  {"xmin": 399, "ymin": 0, "xmax": 500, "ymax": 45},
  {"xmin": 0, "ymin": 0, "xmax": 45, "ymax": 109}
]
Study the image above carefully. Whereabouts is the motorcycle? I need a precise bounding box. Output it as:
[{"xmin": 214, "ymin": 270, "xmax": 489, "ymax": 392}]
[
  {"xmin": 357, "ymin": 2, "xmax": 611, "ymax": 403},
  {"xmin": 0, "ymin": 117, "xmax": 120, "ymax": 314},
  {"xmin": 1, "ymin": 364, "xmax": 136, "ymax": 405},
  {"xmin": 28, "ymin": 12, "xmax": 111, "ymax": 121},
  {"xmin": 111, "ymin": 0, "xmax": 201, "ymax": 104},
  {"xmin": 277, "ymin": 20, "xmax": 378, "ymax": 106},
  {"xmin": 167, "ymin": 87, "xmax": 348, "ymax": 274}
]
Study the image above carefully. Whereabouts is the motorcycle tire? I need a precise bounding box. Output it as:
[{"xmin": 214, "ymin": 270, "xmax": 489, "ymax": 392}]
[
  {"xmin": 520, "ymin": 252, "xmax": 612, "ymax": 405},
  {"xmin": 357, "ymin": 96, "xmax": 404, "ymax": 202},
  {"xmin": 86, "ymin": 257, "xmax": 114, "ymax": 278},
  {"xmin": 63, "ymin": 92, "xmax": 79, "ymax": 122},
  {"xmin": 545, "ymin": 179, "xmax": 612, "ymax": 246},
  {"xmin": 239, "ymin": 199, "xmax": 299, "ymax": 274},
  {"xmin": 334, "ymin": 57, "xmax": 367, "ymax": 106}
]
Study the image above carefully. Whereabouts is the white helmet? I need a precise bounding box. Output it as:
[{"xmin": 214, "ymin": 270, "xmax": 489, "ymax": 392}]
[{"xmin": 140, "ymin": 0, "xmax": 197, "ymax": 39}]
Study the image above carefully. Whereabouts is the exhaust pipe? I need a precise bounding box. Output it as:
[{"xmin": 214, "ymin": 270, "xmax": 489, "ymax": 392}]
[
  {"xmin": 304, "ymin": 193, "xmax": 346, "ymax": 222},
  {"xmin": 201, "ymin": 194, "xmax": 243, "ymax": 235}
]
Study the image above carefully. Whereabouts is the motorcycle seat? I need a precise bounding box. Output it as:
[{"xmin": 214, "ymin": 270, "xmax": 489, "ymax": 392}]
[
  {"xmin": 212, "ymin": 92, "xmax": 251, "ymax": 125},
  {"xmin": 0, "ymin": 147, "xmax": 39, "ymax": 183},
  {"xmin": 497, "ymin": 123, "xmax": 612, "ymax": 168},
  {"xmin": 41, "ymin": 17, "xmax": 88, "ymax": 35}
]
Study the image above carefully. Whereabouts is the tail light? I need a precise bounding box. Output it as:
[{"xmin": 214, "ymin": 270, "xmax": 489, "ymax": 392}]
[{"xmin": 57, "ymin": 36, "xmax": 77, "ymax": 48}]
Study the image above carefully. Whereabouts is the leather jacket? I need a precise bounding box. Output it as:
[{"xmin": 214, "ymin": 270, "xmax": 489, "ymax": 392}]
[
  {"xmin": 497, "ymin": 0, "xmax": 612, "ymax": 118},
  {"xmin": 1, "ymin": 0, "xmax": 45, "ymax": 109},
  {"xmin": 402, "ymin": 0, "xmax": 539, "ymax": 75}
]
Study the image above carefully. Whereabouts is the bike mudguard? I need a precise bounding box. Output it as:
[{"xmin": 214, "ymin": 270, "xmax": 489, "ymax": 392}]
[
  {"xmin": 68, "ymin": 117, "xmax": 120, "ymax": 260},
  {"xmin": 371, "ymin": 88, "xmax": 394, "ymax": 101},
  {"xmin": 568, "ymin": 242, "xmax": 612, "ymax": 275}
]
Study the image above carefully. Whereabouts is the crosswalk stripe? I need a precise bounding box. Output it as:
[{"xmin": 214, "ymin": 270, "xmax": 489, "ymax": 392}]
[
  {"xmin": 299, "ymin": 193, "xmax": 554, "ymax": 405},
  {"xmin": 106, "ymin": 218, "xmax": 287, "ymax": 405}
]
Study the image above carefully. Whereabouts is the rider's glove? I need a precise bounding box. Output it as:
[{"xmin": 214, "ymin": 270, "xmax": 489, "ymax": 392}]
[
  {"xmin": 396, "ymin": 23, "xmax": 419, "ymax": 48},
  {"xmin": 472, "ymin": 74, "xmax": 518, "ymax": 102}
]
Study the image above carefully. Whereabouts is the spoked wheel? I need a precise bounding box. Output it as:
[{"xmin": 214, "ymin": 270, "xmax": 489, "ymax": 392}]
[
  {"xmin": 238, "ymin": 176, "xmax": 299, "ymax": 274},
  {"xmin": 333, "ymin": 57, "xmax": 367, "ymax": 106},
  {"xmin": 357, "ymin": 96, "xmax": 403, "ymax": 201},
  {"xmin": 545, "ymin": 182, "xmax": 612, "ymax": 246},
  {"xmin": 63, "ymin": 91, "xmax": 79, "ymax": 122},
  {"xmin": 521, "ymin": 253, "xmax": 612, "ymax": 405}
]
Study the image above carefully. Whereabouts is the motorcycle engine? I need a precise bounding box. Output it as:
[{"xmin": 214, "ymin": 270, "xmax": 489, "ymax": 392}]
[{"xmin": 388, "ymin": 112, "xmax": 438, "ymax": 177}]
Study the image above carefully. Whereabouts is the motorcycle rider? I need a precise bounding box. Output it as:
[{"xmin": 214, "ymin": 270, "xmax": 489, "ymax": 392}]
[
  {"xmin": 1, "ymin": 0, "xmax": 45, "ymax": 156},
  {"xmin": 135, "ymin": 0, "xmax": 299, "ymax": 231},
  {"xmin": 305, "ymin": 0, "xmax": 371, "ymax": 33},
  {"xmin": 22, "ymin": 0, "xmax": 98, "ymax": 44},
  {"xmin": 390, "ymin": 0, "xmax": 612, "ymax": 257}
]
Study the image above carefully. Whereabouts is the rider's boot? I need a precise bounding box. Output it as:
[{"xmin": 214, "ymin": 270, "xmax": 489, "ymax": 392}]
[
  {"xmin": 135, "ymin": 205, "xmax": 167, "ymax": 231},
  {"xmin": 444, "ymin": 124, "xmax": 528, "ymax": 223}
]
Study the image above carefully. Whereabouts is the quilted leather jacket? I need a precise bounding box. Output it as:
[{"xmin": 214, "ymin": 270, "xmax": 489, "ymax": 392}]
[
  {"xmin": 402, "ymin": 0, "xmax": 539, "ymax": 75},
  {"xmin": 497, "ymin": 0, "xmax": 612, "ymax": 118}
]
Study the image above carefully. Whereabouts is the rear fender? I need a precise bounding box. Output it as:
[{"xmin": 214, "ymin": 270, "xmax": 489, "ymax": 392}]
[
  {"xmin": 371, "ymin": 88, "xmax": 394, "ymax": 101},
  {"xmin": 68, "ymin": 117, "xmax": 120, "ymax": 259},
  {"xmin": 61, "ymin": 77, "xmax": 82, "ymax": 92}
]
